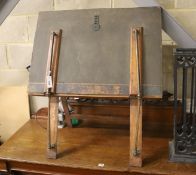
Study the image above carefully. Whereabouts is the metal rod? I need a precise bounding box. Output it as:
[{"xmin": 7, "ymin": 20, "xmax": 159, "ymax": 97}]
[
  {"xmin": 190, "ymin": 68, "xmax": 195, "ymax": 116},
  {"xmin": 193, "ymin": 67, "xmax": 196, "ymax": 130},
  {"xmin": 182, "ymin": 68, "xmax": 187, "ymax": 128},
  {"xmin": 174, "ymin": 60, "xmax": 178, "ymax": 139}
]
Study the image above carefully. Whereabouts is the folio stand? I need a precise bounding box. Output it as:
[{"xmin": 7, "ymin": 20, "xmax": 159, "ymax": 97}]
[{"xmin": 45, "ymin": 27, "xmax": 144, "ymax": 167}]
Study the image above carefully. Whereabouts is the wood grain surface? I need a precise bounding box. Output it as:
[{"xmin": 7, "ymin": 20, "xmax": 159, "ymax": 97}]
[
  {"xmin": 0, "ymin": 119, "xmax": 195, "ymax": 175},
  {"xmin": 129, "ymin": 27, "xmax": 143, "ymax": 167},
  {"xmin": 47, "ymin": 96, "xmax": 58, "ymax": 158}
]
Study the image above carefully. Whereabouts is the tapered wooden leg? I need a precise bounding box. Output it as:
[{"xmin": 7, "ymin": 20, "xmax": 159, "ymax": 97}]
[
  {"xmin": 129, "ymin": 27, "xmax": 143, "ymax": 167},
  {"xmin": 47, "ymin": 96, "xmax": 58, "ymax": 159},
  {"xmin": 129, "ymin": 98, "xmax": 142, "ymax": 167}
]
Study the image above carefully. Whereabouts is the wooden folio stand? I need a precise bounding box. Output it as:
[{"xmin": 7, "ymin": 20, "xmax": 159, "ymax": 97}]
[{"xmin": 46, "ymin": 27, "xmax": 143, "ymax": 167}]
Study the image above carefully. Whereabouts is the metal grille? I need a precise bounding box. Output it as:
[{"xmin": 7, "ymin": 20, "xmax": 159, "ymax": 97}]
[{"xmin": 170, "ymin": 48, "xmax": 196, "ymax": 163}]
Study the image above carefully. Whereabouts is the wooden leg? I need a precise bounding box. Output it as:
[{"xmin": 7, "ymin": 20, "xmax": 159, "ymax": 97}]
[
  {"xmin": 129, "ymin": 27, "xmax": 143, "ymax": 167},
  {"xmin": 62, "ymin": 98, "xmax": 72, "ymax": 128},
  {"xmin": 47, "ymin": 96, "xmax": 58, "ymax": 159},
  {"xmin": 129, "ymin": 98, "xmax": 142, "ymax": 167}
]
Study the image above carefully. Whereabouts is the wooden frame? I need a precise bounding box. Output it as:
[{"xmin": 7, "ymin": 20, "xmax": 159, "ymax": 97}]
[{"xmin": 46, "ymin": 27, "xmax": 143, "ymax": 167}]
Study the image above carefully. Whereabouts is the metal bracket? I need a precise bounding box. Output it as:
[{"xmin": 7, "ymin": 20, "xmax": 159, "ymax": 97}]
[{"xmin": 132, "ymin": 149, "xmax": 141, "ymax": 156}]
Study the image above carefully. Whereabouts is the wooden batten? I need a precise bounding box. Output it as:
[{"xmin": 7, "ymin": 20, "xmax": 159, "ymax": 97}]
[
  {"xmin": 47, "ymin": 96, "xmax": 59, "ymax": 159},
  {"xmin": 129, "ymin": 27, "xmax": 143, "ymax": 96},
  {"xmin": 47, "ymin": 29, "xmax": 62, "ymax": 158},
  {"xmin": 129, "ymin": 27, "xmax": 143, "ymax": 167},
  {"xmin": 44, "ymin": 29, "xmax": 62, "ymax": 95},
  {"xmin": 51, "ymin": 29, "xmax": 62, "ymax": 94}
]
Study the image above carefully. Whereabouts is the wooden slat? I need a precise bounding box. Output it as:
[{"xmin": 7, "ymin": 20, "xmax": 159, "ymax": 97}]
[
  {"xmin": 130, "ymin": 29, "xmax": 137, "ymax": 96},
  {"xmin": 129, "ymin": 27, "xmax": 143, "ymax": 167},
  {"xmin": 129, "ymin": 99, "xmax": 142, "ymax": 167},
  {"xmin": 129, "ymin": 28, "xmax": 143, "ymax": 96},
  {"xmin": 51, "ymin": 29, "xmax": 62, "ymax": 94},
  {"xmin": 44, "ymin": 32, "xmax": 55, "ymax": 93},
  {"xmin": 47, "ymin": 96, "xmax": 58, "ymax": 159}
]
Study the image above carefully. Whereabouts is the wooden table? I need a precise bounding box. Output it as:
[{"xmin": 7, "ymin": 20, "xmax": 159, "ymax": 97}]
[{"xmin": 0, "ymin": 119, "xmax": 195, "ymax": 175}]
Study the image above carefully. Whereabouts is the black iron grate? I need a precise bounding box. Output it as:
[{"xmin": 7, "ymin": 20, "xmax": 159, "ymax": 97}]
[{"xmin": 170, "ymin": 48, "xmax": 196, "ymax": 163}]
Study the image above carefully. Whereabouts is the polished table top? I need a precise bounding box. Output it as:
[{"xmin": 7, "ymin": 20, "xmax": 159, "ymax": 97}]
[{"xmin": 0, "ymin": 119, "xmax": 195, "ymax": 175}]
